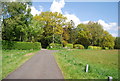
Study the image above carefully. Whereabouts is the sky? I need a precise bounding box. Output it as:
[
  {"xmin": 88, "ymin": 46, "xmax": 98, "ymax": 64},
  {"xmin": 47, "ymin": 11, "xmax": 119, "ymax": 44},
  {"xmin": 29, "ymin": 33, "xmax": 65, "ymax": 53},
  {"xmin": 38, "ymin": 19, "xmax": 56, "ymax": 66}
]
[{"xmin": 30, "ymin": 0, "xmax": 118, "ymax": 37}]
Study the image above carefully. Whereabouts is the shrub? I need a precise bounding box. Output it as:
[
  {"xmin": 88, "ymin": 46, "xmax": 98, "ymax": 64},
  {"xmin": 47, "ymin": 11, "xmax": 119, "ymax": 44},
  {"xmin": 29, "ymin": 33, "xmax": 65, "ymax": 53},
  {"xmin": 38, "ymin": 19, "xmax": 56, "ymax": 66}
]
[
  {"xmin": 93, "ymin": 46, "xmax": 98, "ymax": 50},
  {"xmin": 79, "ymin": 45, "xmax": 84, "ymax": 49},
  {"xmin": 88, "ymin": 46, "xmax": 94, "ymax": 49},
  {"xmin": 98, "ymin": 46, "xmax": 102, "ymax": 49},
  {"xmin": 103, "ymin": 47, "xmax": 109, "ymax": 50},
  {"xmin": 49, "ymin": 43, "xmax": 55, "ymax": 48},
  {"xmin": 96, "ymin": 46, "xmax": 102, "ymax": 50},
  {"xmin": 88, "ymin": 46, "xmax": 102, "ymax": 50},
  {"xmin": 74, "ymin": 44, "xmax": 84, "ymax": 49},
  {"xmin": 56, "ymin": 44, "xmax": 63, "ymax": 49},
  {"xmin": 48, "ymin": 43, "xmax": 63, "ymax": 49},
  {"xmin": 2, "ymin": 40, "xmax": 41, "ymax": 50},
  {"xmin": 74, "ymin": 44, "xmax": 80, "ymax": 49},
  {"xmin": 65, "ymin": 44, "xmax": 73, "ymax": 49}
]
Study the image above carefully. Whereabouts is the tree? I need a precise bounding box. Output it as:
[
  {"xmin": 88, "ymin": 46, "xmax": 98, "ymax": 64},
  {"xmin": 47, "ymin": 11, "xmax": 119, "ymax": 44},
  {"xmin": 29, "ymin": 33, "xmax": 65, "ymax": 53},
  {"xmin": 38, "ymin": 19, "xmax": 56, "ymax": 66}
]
[
  {"xmin": 2, "ymin": 2, "xmax": 32, "ymax": 41},
  {"xmin": 67, "ymin": 20, "xmax": 75, "ymax": 43},
  {"xmin": 75, "ymin": 24, "xmax": 92, "ymax": 48},
  {"xmin": 114, "ymin": 37, "xmax": 120, "ymax": 49},
  {"xmin": 100, "ymin": 31, "xmax": 115, "ymax": 49},
  {"xmin": 75, "ymin": 22, "xmax": 115, "ymax": 49},
  {"xmin": 86, "ymin": 21, "xmax": 104, "ymax": 46},
  {"xmin": 62, "ymin": 27, "xmax": 70, "ymax": 46},
  {"xmin": 34, "ymin": 11, "xmax": 67, "ymax": 48},
  {"xmin": 27, "ymin": 17, "xmax": 44, "ymax": 42}
]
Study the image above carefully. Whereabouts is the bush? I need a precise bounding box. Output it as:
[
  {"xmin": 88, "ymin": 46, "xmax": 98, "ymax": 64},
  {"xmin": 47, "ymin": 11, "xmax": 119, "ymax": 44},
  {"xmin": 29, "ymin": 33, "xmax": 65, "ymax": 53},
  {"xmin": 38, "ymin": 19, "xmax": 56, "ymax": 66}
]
[
  {"xmin": 88, "ymin": 46, "xmax": 94, "ymax": 49},
  {"xmin": 93, "ymin": 46, "xmax": 98, "ymax": 50},
  {"xmin": 96, "ymin": 46, "xmax": 102, "ymax": 50},
  {"xmin": 2, "ymin": 40, "xmax": 41, "ymax": 50},
  {"xmin": 88, "ymin": 46, "xmax": 102, "ymax": 50},
  {"xmin": 65, "ymin": 44, "xmax": 73, "ymax": 49},
  {"xmin": 74, "ymin": 44, "xmax": 79, "ymax": 49},
  {"xmin": 103, "ymin": 47, "xmax": 109, "ymax": 50},
  {"xmin": 74, "ymin": 44, "xmax": 84, "ymax": 49},
  {"xmin": 48, "ymin": 43, "xmax": 63, "ymax": 49},
  {"xmin": 79, "ymin": 45, "xmax": 84, "ymax": 49}
]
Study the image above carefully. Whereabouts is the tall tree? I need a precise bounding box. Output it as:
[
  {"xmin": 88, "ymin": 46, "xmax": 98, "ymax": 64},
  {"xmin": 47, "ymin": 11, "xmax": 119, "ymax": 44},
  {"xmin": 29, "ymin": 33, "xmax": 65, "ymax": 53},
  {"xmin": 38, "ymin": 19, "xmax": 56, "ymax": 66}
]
[
  {"xmin": 34, "ymin": 11, "xmax": 67, "ymax": 47},
  {"xmin": 114, "ymin": 37, "xmax": 120, "ymax": 49},
  {"xmin": 76, "ymin": 24, "xmax": 92, "ymax": 48},
  {"xmin": 67, "ymin": 20, "xmax": 75, "ymax": 43},
  {"xmin": 62, "ymin": 27, "xmax": 70, "ymax": 46},
  {"xmin": 27, "ymin": 17, "xmax": 44, "ymax": 42},
  {"xmin": 2, "ymin": 2, "xmax": 32, "ymax": 41},
  {"xmin": 100, "ymin": 31, "xmax": 115, "ymax": 49},
  {"xmin": 86, "ymin": 21, "xmax": 104, "ymax": 46}
]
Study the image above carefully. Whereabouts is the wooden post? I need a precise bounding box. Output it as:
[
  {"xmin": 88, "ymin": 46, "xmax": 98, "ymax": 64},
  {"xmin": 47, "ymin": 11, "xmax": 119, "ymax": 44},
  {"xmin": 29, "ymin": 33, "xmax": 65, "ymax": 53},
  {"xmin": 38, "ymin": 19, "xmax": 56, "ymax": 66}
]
[
  {"xmin": 108, "ymin": 76, "xmax": 113, "ymax": 81},
  {"xmin": 86, "ymin": 64, "xmax": 89, "ymax": 72}
]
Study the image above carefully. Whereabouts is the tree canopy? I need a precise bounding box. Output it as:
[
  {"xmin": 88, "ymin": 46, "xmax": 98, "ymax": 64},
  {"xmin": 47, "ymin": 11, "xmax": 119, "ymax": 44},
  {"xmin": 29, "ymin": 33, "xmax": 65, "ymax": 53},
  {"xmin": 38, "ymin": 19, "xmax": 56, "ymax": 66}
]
[
  {"xmin": 2, "ymin": 2, "xmax": 117, "ymax": 49},
  {"xmin": 2, "ymin": 2, "xmax": 32, "ymax": 41}
]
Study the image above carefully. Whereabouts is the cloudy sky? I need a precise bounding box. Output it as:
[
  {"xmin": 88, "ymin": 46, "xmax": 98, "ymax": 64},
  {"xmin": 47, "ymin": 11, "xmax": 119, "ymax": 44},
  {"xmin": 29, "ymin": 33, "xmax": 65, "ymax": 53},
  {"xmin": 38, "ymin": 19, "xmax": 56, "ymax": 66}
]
[{"xmin": 30, "ymin": 0, "xmax": 118, "ymax": 37}]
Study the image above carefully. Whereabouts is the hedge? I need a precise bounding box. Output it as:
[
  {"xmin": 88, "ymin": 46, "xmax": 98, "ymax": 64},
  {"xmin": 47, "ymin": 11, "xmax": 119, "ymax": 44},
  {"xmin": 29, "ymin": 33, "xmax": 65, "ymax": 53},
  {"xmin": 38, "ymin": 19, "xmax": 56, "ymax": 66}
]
[
  {"xmin": 65, "ymin": 44, "xmax": 73, "ymax": 49},
  {"xmin": 2, "ymin": 40, "xmax": 15, "ymax": 49},
  {"xmin": 74, "ymin": 44, "xmax": 84, "ymax": 49},
  {"xmin": 2, "ymin": 40, "xmax": 41, "ymax": 50},
  {"xmin": 48, "ymin": 43, "xmax": 63, "ymax": 49},
  {"xmin": 88, "ymin": 46, "xmax": 102, "ymax": 50}
]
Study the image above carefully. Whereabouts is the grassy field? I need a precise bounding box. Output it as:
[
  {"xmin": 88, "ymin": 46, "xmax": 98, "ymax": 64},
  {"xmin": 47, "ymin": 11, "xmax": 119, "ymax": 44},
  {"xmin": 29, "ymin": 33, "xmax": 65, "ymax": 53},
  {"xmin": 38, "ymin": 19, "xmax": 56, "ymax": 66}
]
[
  {"xmin": 54, "ymin": 49, "xmax": 118, "ymax": 79},
  {"xmin": 1, "ymin": 49, "xmax": 39, "ymax": 80}
]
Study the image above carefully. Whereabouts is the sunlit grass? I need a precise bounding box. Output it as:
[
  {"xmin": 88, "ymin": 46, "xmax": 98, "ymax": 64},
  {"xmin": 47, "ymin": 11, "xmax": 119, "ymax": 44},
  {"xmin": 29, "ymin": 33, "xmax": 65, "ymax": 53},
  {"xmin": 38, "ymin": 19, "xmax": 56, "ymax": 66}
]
[{"xmin": 54, "ymin": 49, "xmax": 118, "ymax": 79}]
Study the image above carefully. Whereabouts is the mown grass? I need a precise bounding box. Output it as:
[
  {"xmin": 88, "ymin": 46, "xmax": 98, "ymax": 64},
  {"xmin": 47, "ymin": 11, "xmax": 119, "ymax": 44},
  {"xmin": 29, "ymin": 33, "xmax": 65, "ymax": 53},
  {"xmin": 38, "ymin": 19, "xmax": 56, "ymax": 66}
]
[
  {"xmin": 54, "ymin": 49, "xmax": 118, "ymax": 79},
  {"xmin": 1, "ymin": 49, "xmax": 39, "ymax": 80}
]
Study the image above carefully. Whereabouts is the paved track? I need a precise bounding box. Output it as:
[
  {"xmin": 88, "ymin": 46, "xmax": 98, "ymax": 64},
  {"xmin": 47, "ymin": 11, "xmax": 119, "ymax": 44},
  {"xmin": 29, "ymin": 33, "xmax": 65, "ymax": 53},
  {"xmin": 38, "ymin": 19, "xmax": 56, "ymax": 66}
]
[{"xmin": 5, "ymin": 50, "xmax": 64, "ymax": 79}]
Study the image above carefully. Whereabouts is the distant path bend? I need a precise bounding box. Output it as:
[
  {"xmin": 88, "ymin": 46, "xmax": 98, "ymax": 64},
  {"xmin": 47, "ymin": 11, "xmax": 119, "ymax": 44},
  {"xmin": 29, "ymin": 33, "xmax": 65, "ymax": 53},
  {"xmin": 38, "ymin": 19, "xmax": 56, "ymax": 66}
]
[{"xmin": 5, "ymin": 50, "xmax": 64, "ymax": 79}]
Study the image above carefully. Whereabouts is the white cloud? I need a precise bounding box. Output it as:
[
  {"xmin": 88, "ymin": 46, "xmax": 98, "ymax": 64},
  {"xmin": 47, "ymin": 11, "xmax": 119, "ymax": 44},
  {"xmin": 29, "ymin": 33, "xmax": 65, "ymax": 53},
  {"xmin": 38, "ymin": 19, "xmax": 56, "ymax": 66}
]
[
  {"xmin": 98, "ymin": 19, "xmax": 117, "ymax": 31},
  {"xmin": 50, "ymin": 0, "xmax": 65, "ymax": 14},
  {"xmin": 64, "ymin": 13, "xmax": 81, "ymax": 26},
  {"xmin": 50, "ymin": 0, "xmax": 80, "ymax": 26},
  {"xmin": 97, "ymin": 19, "xmax": 118, "ymax": 37},
  {"xmin": 82, "ymin": 21, "xmax": 90, "ymax": 24},
  {"xmin": 50, "ymin": 0, "xmax": 118, "ymax": 37},
  {"xmin": 111, "ymin": 33, "xmax": 118, "ymax": 37},
  {"xmin": 31, "ymin": 6, "xmax": 43, "ymax": 16}
]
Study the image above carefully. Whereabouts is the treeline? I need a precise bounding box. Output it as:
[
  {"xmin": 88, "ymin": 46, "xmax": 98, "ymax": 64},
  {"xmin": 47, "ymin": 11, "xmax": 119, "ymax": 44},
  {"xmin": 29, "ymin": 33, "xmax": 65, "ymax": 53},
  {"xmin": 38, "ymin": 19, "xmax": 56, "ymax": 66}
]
[{"xmin": 2, "ymin": 2, "xmax": 119, "ymax": 49}]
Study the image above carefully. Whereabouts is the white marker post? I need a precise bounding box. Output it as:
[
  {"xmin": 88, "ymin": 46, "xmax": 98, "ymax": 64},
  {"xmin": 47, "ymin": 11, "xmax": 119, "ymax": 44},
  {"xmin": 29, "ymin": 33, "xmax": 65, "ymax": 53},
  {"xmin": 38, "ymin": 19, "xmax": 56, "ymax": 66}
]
[
  {"xmin": 86, "ymin": 64, "xmax": 89, "ymax": 72},
  {"xmin": 108, "ymin": 76, "xmax": 113, "ymax": 81}
]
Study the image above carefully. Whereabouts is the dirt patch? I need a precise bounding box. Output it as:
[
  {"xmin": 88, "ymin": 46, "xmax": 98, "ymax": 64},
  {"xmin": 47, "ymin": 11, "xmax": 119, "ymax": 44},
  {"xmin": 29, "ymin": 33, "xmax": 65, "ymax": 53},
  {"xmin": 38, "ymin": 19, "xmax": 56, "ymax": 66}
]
[{"xmin": 24, "ymin": 53, "xmax": 34, "ymax": 56}]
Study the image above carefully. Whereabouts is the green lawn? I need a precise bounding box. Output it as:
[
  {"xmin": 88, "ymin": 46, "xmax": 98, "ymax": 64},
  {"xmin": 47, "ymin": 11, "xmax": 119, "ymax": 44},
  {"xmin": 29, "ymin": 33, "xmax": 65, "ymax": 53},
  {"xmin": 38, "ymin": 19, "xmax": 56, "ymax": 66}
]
[
  {"xmin": 54, "ymin": 49, "xmax": 118, "ymax": 79},
  {"xmin": 1, "ymin": 49, "xmax": 39, "ymax": 80}
]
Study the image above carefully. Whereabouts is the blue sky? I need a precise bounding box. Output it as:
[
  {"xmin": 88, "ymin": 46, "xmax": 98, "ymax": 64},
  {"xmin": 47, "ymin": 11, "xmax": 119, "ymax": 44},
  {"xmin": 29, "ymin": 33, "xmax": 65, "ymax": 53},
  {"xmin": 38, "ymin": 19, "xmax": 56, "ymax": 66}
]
[{"xmin": 31, "ymin": 0, "xmax": 118, "ymax": 37}]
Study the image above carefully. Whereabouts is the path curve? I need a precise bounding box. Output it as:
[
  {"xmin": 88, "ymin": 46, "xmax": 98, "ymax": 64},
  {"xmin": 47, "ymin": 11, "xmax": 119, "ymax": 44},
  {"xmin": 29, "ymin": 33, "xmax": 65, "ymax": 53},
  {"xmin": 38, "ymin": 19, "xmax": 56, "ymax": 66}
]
[{"xmin": 5, "ymin": 50, "xmax": 64, "ymax": 79}]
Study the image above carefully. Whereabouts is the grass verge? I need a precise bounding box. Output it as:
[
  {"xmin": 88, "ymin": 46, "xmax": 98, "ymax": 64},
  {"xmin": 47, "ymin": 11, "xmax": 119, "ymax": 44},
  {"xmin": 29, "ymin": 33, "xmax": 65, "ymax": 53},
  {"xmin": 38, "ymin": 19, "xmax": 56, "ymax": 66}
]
[
  {"xmin": 54, "ymin": 49, "xmax": 118, "ymax": 79},
  {"xmin": 1, "ymin": 49, "xmax": 39, "ymax": 80}
]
